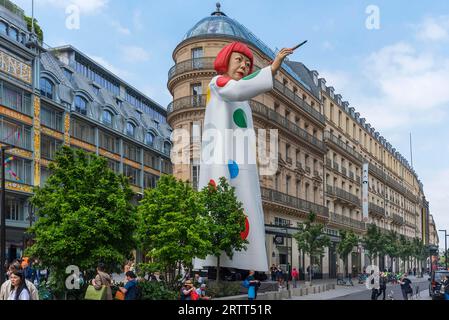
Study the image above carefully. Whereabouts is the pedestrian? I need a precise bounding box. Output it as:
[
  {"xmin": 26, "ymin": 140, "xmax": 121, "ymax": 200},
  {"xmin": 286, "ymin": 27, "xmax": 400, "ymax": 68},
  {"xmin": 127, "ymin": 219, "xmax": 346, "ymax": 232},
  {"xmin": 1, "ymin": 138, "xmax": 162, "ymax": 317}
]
[
  {"xmin": 291, "ymin": 267, "xmax": 299, "ymax": 288},
  {"xmin": 91, "ymin": 263, "xmax": 113, "ymax": 300},
  {"xmin": 276, "ymin": 266, "xmax": 284, "ymax": 288},
  {"xmin": 0, "ymin": 262, "xmax": 39, "ymax": 300},
  {"xmin": 194, "ymin": 273, "xmax": 204, "ymax": 287},
  {"xmin": 118, "ymin": 271, "xmax": 139, "ymax": 300},
  {"xmin": 245, "ymin": 270, "xmax": 260, "ymax": 300},
  {"xmin": 270, "ymin": 264, "xmax": 277, "ymax": 282},
  {"xmin": 180, "ymin": 279, "xmax": 196, "ymax": 300},
  {"xmin": 377, "ymin": 272, "xmax": 387, "ymax": 300},
  {"xmin": 6, "ymin": 269, "xmax": 31, "ymax": 300},
  {"xmin": 370, "ymin": 270, "xmax": 378, "ymax": 300},
  {"xmin": 196, "ymin": 283, "xmax": 211, "ymax": 300},
  {"xmin": 441, "ymin": 275, "xmax": 449, "ymax": 300},
  {"xmin": 413, "ymin": 267, "xmax": 416, "ymax": 277},
  {"xmin": 398, "ymin": 274, "xmax": 413, "ymax": 300}
]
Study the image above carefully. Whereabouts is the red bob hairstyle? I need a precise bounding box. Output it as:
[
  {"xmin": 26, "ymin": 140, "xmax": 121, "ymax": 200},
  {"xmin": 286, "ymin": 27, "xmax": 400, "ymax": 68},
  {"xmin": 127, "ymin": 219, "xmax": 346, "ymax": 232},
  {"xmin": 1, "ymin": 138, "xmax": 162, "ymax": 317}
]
[{"xmin": 214, "ymin": 42, "xmax": 254, "ymax": 75}]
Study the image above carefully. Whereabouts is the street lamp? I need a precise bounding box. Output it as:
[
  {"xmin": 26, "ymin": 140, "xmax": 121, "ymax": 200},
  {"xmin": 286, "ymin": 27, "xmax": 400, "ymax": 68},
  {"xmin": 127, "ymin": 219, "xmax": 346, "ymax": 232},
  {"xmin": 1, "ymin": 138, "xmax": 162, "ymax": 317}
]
[
  {"xmin": 0, "ymin": 144, "xmax": 13, "ymax": 285},
  {"xmin": 438, "ymin": 229, "xmax": 448, "ymax": 270}
]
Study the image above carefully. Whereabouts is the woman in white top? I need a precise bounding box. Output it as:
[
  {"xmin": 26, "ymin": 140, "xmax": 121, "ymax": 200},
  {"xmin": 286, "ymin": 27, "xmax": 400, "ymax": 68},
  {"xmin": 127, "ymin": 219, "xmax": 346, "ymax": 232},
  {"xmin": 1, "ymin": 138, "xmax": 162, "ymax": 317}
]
[{"xmin": 8, "ymin": 270, "xmax": 31, "ymax": 300}]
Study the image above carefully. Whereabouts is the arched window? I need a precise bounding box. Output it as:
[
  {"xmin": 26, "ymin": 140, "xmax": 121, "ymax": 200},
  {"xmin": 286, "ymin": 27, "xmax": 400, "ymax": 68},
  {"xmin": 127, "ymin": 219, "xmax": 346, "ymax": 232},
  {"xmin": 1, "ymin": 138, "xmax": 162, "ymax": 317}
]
[
  {"xmin": 126, "ymin": 122, "xmax": 135, "ymax": 137},
  {"xmin": 75, "ymin": 96, "xmax": 87, "ymax": 115},
  {"xmin": 102, "ymin": 110, "xmax": 113, "ymax": 127},
  {"xmin": 9, "ymin": 27, "xmax": 18, "ymax": 41},
  {"xmin": 164, "ymin": 141, "xmax": 171, "ymax": 155},
  {"xmin": 40, "ymin": 78, "xmax": 54, "ymax": 99},
  {"xmin": 0, "ymin": 21, "xmax": 7, "ymax": 34},
  {"xmin": 145, "ymin": 132, "xmax": 154, "ymax": 146}
]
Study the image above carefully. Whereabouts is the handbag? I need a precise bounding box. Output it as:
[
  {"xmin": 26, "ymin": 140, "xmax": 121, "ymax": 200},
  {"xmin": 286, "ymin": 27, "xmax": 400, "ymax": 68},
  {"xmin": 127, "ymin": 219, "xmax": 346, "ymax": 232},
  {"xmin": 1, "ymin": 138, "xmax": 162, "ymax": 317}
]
[
  {"xmin": 84, "ymin": 284, "xmax": 107, "ymax": 300},
  {"xmin": 115, "ymin": 290, "xmax": 125, "ymax": 300}
]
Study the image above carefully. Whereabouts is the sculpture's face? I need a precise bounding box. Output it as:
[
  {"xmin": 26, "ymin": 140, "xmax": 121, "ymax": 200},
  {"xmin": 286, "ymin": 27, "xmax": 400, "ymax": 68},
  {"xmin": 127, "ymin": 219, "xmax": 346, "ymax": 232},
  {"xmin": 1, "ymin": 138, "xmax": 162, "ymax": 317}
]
[{"xmin": 226, "ymin": 52, "xmax": 251, "ymax": 80}]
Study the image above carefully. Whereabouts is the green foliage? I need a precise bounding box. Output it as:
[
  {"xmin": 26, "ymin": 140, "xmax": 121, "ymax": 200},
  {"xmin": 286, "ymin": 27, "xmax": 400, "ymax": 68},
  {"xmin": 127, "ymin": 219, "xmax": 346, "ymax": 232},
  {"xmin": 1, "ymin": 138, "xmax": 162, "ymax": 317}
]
[
  {"xmin": 24, "ymin": 16, "xmax": 43, "ymax": 42},
  {"xmin": 337, "ymin": 230, "xmax": 359, "ymax": 277},
  {"xmin": 136, "ymin": 175, "xmax": 211, "ymax": 289},
  {"xmin": 200, "ymin": 177, "xmax": 248, "ymax": 280},
  {"xmin": 25, "ymin": 146, "xmax": 137, "ymax": 297},
  {"xmin": 294, "ymin": 212, "xmax": 330, "ymax": 283},
  {"xmin": 137, "ymin": 280, "xmax": 178, "ymax": 300},
  {"xmin": 206, "ymin": 281, "xmax": 243, "ymax": 298},
  {"xmin": 383, "ymin": 230, "xmax": 399, "ymax": 270},
  {"xmin": 362, "ymin": 224, "xmax": 382, "ymax": 264}
]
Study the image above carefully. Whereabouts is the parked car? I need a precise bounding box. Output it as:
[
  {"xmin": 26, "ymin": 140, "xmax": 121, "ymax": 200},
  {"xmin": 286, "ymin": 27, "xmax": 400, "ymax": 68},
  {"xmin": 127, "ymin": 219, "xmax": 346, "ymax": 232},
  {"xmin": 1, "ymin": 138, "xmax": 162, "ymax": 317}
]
[{"xmin": 428, "ymin": 270, "xmax": 449, "ymax": 300}]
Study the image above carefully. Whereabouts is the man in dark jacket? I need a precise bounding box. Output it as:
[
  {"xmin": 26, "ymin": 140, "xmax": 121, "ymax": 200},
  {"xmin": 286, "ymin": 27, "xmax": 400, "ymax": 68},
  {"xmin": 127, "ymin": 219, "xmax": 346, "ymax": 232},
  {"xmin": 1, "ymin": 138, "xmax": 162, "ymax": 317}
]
[
  {"xmin": 399, "ymin": 274, "xmax": 413, "ymax": 300},
  {"xmin": 377, "ymin": 272, "xmax": 387, "ymax": 300}
]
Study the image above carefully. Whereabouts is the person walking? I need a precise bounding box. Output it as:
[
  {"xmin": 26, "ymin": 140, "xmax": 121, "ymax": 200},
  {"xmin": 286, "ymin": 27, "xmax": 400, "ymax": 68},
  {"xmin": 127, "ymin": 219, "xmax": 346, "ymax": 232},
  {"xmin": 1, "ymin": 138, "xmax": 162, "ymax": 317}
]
[
  {"xmin": 398, "ymin": 274, "xmax": 413, "ymax": 300},
  {"xmin": 245, "ymin": 270, "xmax": 260, "ymax": 300},
  {"xmin": 291, "ymin": 267, "xmax": 299, "ymax": 288},
  {"xmin": 377, "ymin": 272, "xmax": 387, "ymax": 300},
  {"xmin": 270, "ymin": 264, "xmax": 277, "ymax": 282},
  {"xmin": 370, "ymin": 270, "xmax": 379, "ymax": 300},
  {"xmin": 91, "ymin": 263, "xmax": 113, "ymax": 300}
]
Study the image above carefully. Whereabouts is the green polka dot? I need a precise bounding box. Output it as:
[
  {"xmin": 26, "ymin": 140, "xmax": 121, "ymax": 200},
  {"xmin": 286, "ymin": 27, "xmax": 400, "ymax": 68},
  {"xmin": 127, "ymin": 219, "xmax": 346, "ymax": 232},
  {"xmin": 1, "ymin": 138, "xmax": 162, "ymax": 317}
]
[
  {"xmin": 242, "ymin": 69, "xmax": 261, "ymax": 80},
  {"xmin": 233, "ymin": 109, "xmax": 247, "ymax": 128}
]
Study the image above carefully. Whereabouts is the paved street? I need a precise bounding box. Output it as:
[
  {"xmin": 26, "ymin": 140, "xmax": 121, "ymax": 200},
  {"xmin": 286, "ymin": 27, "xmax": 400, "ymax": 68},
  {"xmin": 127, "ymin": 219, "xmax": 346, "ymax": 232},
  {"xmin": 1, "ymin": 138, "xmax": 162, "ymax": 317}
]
[{"xmin": 289, "ymin": 276, "xmax": 431, "ymax": 300}]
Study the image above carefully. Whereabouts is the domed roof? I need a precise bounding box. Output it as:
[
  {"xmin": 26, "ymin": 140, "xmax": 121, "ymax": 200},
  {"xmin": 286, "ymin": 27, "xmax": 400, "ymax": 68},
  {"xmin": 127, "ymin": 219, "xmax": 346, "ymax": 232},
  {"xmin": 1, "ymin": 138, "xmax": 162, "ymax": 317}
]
[{"xmin": 182, "ymin": 3, "xmax": 311, "ymax": 91}]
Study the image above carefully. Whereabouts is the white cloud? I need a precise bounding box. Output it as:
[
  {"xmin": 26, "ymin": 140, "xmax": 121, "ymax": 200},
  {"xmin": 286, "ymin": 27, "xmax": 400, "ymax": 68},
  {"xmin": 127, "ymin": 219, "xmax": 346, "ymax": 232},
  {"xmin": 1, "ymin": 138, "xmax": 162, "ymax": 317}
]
[
  {"xmin": 89, "ymin": 55, "xmax": 131, "ymax": 79},
  {"xmin": 415, "ymin": 16, "xmax": 449, "ymax": 41},
  {"xmin": 110, "ymin": 20, "xmax": 130, "ymax": 35},
  {"xmin": 121, "ymin": 46, "xmax": 150, "ymax": 63}
]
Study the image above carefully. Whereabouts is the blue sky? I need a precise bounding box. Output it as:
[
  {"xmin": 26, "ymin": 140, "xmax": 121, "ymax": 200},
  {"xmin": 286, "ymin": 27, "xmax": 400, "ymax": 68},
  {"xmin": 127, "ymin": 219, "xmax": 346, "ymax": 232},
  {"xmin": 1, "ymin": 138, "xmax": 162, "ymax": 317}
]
[{"xmin": 14, "ymin": 0, "xmax": 449, "ymax": 247}]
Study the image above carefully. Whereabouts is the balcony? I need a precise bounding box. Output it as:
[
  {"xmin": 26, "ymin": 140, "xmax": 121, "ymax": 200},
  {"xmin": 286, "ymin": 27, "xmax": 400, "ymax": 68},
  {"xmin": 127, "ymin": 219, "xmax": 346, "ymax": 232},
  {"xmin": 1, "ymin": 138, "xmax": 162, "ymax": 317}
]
[
  {"xmin": 168, "ymin": 57, "xmax": 215, "ymax": 82},
  {"xmin": 272, "ymin": 80, "xmax": 326, "ymax": 125},
  {"xmin": 368, "ymin": 163, "xmax": 385, "ymax": 180},
  {"xmin": 329, "ymin": 212, "xmax": 366, "ymax": 231},
  {"xmin": 249, "ymin": 100, "xmax": 326, "ymax": 152},
  {"xmin": 6, "ymin": 219, "xmax": 29, "ymax": 229},
  {"xmin": 327, "ymin": 185, "xmax": 361, "ymax": 206},
  {"xmin": 384, "ymin": 175, "xmax": 406, "ymax": 195},
  {"xmin": 341, "ymin": 167, "xmax": 347, "ymax": 176},
  {"xmin": 295, "ymin": 161, "xmax": 304, "ymax": 171},
  {"xmin": 261, "ymin": 187, "xmax": 329, "ymax": 219},
  {"xmin": 369, "ymin": 202, "xmax": 385, "ymax": 218},
  {"xmin": 305, "ymin": 166, "xmax": 311, "ymax": 174},
  {"xmin": 324, "ymin": 131, "xmax": 364, "ymax": 163},
  {"xmin": 313, "ymin": 170, "xmax": 320, "ymax": 178},
  {"xmin": 392, "ymin": 214, "xmax": 404, "ymax": 225},
  {"xmin": 349, "ymin": 171, "xmax": 355, "ymax": 180},
  {"xmin": 167, "ymin": 94, "xmax": 206, "ymax": 114},
  {"xmin": 286, "ymin": 157, "xmax": 292, "ymax": 165}
]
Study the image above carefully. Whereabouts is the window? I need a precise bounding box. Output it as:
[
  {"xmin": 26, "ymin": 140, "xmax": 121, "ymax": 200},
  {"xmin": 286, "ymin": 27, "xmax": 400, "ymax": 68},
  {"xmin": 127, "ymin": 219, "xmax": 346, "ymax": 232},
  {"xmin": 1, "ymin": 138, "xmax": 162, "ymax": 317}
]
[
  {"xmin": 126, "ymin": 122, "xmax": 135, "ymax": 137},
  {"xmin": 0, "ymin": 21, "xmax": 7, "ymax": 34},
  {"xmin": 41, "ymin": 104, "xmax": 63, "ymax": 131},
  {"xmin": 286, "ymin": 176, "xmax": 290, "ymax": 194},
  {"xmin": 107, "ymin": 159, "xmax": 120, "ymax": 174},
  {"xmin": 40, "ymin": 78, "xmax": 54, "ymax": 100},
  {"xmin": 164, "ymin": 142, "xmax": 171, "ymax": 155},
  {"xmin": 192, "ymin": 165, "xmax": 200, "ymax": 190},
  {"xmin": 123, "ymin": 142, "xmax": 140, "ymax": 162},
  {"xmin": 9, "ymin": 27, "xmax": 18, "ymax": 41},
  {"xmin": 144, "ymin": 172, "xmax": 158, "ymax": 189},
  {"xmin": 274, "ymin": 217, "xmax": 291, "ymax": 227},
  {"xmin": 6, "ymin": 157, "xmax": 32, "ymax": 185},
  {"xmin": 74, "ymin": 96, "xmax": 87, "ymax": 115},
  {"xmin": 145, "ymin": 132, "xmax": 154, "ymax": 146},
  {"xmin": 102, "ymin": 110, "xmax": 113, "ymax": 127},
  {"xmin": 99, "ymin": 130, "xmax": 119, "ymax": 153},
  {"xmin": 40, "ymin": 166, "xmax": 52, "ymax": 187},
  {"xmin": 144, "ymin": 151, "xmax": 160, "ymax": 170},
  {"xmin": 116, "ymin": 99, "xmax": 123, "ymax": 108},
  {"xmin": 41, "ymin": 135, "xmax": 62, "ymax": 160},
  {"xmin": 92, "ymin": 85, "xmax": 100, "ymax": 95},
  {"xmin": 63, "ymin": 69, "xmax": 72, "ymax": 80},
  {"xmin": 123, "ymin": 164, "xmax": 141, "ymax": 186},
  {"xmin": 70, "ymin": 118, "xmax": 95, "ymax": 144},
  {"xmin": 0, "ymin": 117, "xmax": 32, "ymax": 150},
  {"xmin": 191, "ymin": 83, "xmax": 202, "ymax": 96},
  {"xmin": 5, "ymin": 197, "xmax": 25, "ymax": 222},
  {"xmin": 296, "ymin": 180, "xmax": 301, "ymax": 198}
]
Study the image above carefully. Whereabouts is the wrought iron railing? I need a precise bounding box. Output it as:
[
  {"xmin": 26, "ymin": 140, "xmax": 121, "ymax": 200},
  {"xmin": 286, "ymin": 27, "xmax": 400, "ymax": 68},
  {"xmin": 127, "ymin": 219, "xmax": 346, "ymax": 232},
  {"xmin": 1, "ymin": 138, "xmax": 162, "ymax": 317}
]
[
  {"xmin": 168, "ymin": 57, "xmax": 215, "ymax": 81},
  {"xmin": 329, "ymin": 212, "xmax": 366, "ymax": 230}
]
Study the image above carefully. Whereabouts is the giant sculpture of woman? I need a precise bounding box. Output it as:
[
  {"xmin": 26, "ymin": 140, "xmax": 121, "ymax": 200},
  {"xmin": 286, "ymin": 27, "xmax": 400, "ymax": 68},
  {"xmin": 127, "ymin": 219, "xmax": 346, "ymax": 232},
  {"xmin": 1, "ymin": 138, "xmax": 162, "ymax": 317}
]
[{"xmin": 194, "ymin": 42, "xmax": 292, "ymax": 272}]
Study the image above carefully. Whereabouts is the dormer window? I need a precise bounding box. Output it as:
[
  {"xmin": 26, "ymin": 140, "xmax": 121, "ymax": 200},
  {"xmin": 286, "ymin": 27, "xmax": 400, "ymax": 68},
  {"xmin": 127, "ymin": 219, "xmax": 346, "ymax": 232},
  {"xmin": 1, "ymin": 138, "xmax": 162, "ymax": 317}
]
[
  {"xmin": 74, "ymin": 96, "xmax": 87, "ymax": 115},
  {"xmin": 40, "ymin": 78, "xmax": 54, "ymax": 100},
  {"xmin": 126, "ymin": 122, "xmax": 135, "ymax": 137},
  {"xmin": 145, "ymin": 132, "xmax": 155, "ymax": 146},
  {"xmin": 9, "ymin": 27, "xmax": 18, "ymax": 41},
  {"xmin": 102, "ymin": 110, "xmax": 113, "ymax": 127}
]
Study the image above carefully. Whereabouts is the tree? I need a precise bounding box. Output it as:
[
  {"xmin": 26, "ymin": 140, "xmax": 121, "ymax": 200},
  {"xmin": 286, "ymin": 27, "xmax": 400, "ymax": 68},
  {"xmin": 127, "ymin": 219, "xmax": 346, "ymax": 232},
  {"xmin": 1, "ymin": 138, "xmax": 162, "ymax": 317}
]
[
  {"xmin": 136, "ymin": 175, "xmax": 211, "ymax": 290},
  {"xmin": 26, "ymin": 146, "xmax": 137, "ymax": 298},
  {"xmin": 293, "ymin": 212, "xmax": 330, "ymax": 285},
  {"xmin": 337, "ymin": 230, "xmax": 359, "ymax": 279},
  {"xmin": 398, "ymin": 235, "xmax": 412, "ymax": 273},
  {"xmin": 362, "ymin": 224, "xmax": 382, "ymax": 267},
  {"xmin": 200, "ymin": 177, "xmax": 248, "ymax": 281},
  {"xmin": 412, "ymin": 238, "xmax": 427, "ymax": 274},
  {"xmin": 24, "ymin": 16, "xmax": 43, "ymax": 42},
  {"xmin": 383, "ymin": 230, "xmax": 399, "ymax": 272}
]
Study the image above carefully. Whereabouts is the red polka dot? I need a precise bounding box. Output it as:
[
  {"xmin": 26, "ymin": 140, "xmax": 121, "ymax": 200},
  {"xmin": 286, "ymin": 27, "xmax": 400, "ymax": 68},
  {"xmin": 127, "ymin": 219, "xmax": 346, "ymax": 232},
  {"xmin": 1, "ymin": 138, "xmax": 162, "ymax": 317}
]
[
  {"xmin": 216, "ymin": 76, "xmax": 232, "ymax": 87},
  {"xmin": 240, "ymin": 216, "xmax": 249, "ymax": 240}
]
